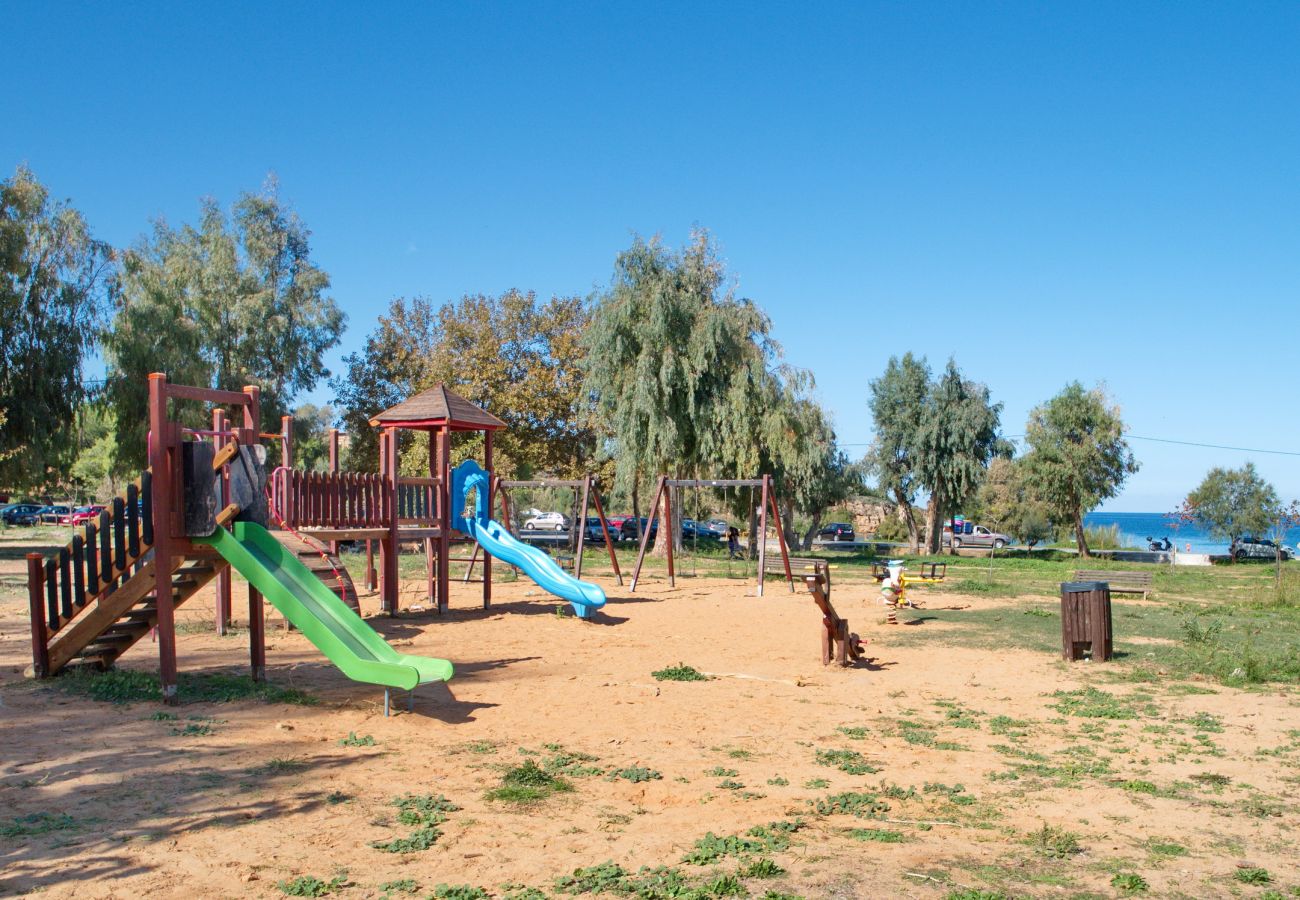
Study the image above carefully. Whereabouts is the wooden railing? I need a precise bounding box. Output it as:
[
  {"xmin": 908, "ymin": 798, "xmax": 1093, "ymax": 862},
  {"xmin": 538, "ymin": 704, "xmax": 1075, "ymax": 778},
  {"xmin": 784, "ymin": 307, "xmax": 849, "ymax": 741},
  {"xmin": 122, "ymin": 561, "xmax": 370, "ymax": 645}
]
[
  {"xmin": 278, "ymin": 470, "xmax": 391, "ymax": 529},
  {"xmin": 396, "ymin": 476, "xmax": 439, "ymax": 525},
  {"xmin": 27, "ymin": 470, "xmax": 153, "ymax": 673}
]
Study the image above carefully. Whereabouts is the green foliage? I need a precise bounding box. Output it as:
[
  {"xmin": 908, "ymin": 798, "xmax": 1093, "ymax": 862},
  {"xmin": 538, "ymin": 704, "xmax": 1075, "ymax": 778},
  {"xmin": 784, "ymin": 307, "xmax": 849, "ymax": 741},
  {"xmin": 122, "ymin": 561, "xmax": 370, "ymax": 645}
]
[
  {"xmin": 708, "ymin": 767, "xmax": 740, "ymax": 777},
  {"xmin": 1019, "ymin": 382, "xmax": 1138, "ymax": 557},
  {"xmin": 332, "ymin": 289, "xmax": 593, "ymax": 476},
  {"xmin": 431, "ymin": 886, "xmax": 489, "ymax": 900},
  {"xmin": 1048, "ymin": 687, "xmax": 1137, "ymax": 719},
  {"xmin": 0, "ymin": 812, "xmax": 78, "ymax": 838},
  {"xmin": 609, "ymin": 766, "xmax": 662, "ymax": 783},
  {"xmin": 290, "ymin": 402, "xmax": 336, "ymax": 473},
  {"xmin": 371, "ymin": 794, "xmax": 459, "ymax": 853},
  {"xmin": 54, "ymin": 668, "xmax": 315, "ymax": 705},
  {"xmin": 866, "ymin": 352, "xmax": 930, "ymax": 549},
  {"xmin": 847, "ymin": 827, "xmax": 905, "ymax": 843},
  {"xmin": 913, "ymin": 359, "xmax": 1004, "ymax": 552},
  {"xmin": 702, "ymin": 874, "xmax": 746, "ymax": 896},
  {"xmin": 339, "ymin": 731, "xmax": 375, "ymax": 747},
  {"xmin": 0, "ymin": 165, "xmax": 115, "ymax": 489},
  {"xmin": 1183, "ymin": 463, "xmax": 1281, "ymax": 550},
  {"xmin": 976, "ymin": 456, "xmax": 1056, "ymax": 547},
  {"xmin": 738, "ymin": 858, "xmax": 784, "ymax": 878},
  {"xmin": 1110, "ymin": 872, "xmax": 1149, "ymax": 894},
  {"xmin": 104, "ymin": 178, "xmax": 343, "ymax": 471},
  {"xmin": 486, "ymin": 759, "xmax": 574, "ymax": 804},
  {"xmin": 1027, "ymin": 822, "xmax": 1082, "ymax": 858},
  {"xmin": 810, "ymin": 791, "xmax": 890, "ymax": 818},
  {"xmin": 813, "ymin": 748, "xmax": 880, "ymax": 775},
  {"xmin": 378, "ymin": 879, "xmax": 419, "ymax": 894},
  {"xmin": 946, "ymin": 892, "xmax": 1006, "ymax": 900},
  {"xmin": 1234, "ymin": 867, "xmax": 1272, "ymax": 885},
  {"xmin": 651, "ymin": 664, "xmax": 711, "ymax": 682},
  {"xmin": 277, "ymin": 874, "xmax": 347, "ymax": 896},
  {"xmin": 553, "ymin": 861, "xmax": 630, "ymax": 894}
]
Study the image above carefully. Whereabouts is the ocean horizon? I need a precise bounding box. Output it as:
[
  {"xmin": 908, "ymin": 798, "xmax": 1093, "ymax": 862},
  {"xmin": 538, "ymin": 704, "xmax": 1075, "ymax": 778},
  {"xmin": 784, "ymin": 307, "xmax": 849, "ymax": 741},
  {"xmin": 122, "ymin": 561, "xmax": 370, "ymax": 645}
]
[{"xmin": 1082, "ymin": 511, "xmax": 1299, "ymax": 554}]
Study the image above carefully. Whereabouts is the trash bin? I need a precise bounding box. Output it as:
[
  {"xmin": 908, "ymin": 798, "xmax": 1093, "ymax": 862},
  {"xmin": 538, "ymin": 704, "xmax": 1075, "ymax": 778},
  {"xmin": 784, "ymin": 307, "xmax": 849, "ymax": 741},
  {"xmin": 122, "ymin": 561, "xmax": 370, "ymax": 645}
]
[{"xmin": 1060, "ymin": 581, "xmax": 1112, "ymax": 662}]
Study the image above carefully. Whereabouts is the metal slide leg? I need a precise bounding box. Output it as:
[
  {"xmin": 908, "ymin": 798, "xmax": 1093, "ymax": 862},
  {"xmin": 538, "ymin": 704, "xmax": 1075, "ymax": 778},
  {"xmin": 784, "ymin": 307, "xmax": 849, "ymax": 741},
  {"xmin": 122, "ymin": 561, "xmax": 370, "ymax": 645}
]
[{"xmin": 384, "ymin": 689, "xmax": 391, "ymax": 717}]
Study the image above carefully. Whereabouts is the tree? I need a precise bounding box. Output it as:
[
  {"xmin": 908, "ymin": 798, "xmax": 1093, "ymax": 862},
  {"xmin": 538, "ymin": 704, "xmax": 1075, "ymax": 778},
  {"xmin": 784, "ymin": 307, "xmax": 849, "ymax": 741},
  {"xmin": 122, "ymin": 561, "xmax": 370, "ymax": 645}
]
[
  {"xmin": 290, "ymin": 403, "xmax": 335, "ymax": 473},
  {"xmin": 866, "ymin": 353, "xmax": 930, "ymax": 551},
  {"xmin": 103, "ymin": 179, "xmax": 344, "ymax": 471},
  {"xmin": 332, "ymin": 290, "xmax": 594, "ymax": 478},
  {"xmin": 976, "ymin": 456, "xmax": 1056, "ymax": 548},
  {"xmin": 1020, "ymin": 382, "xmax": 1138, "ymax": 558},
  {"xmin": 1180, "ymin": 463, "xmax": 1279, "ymax": 561},
  {"xmin": 68, "ymin": 405, "xmax": 120, "ymax": 501},
  {"xmin": 582, "ymin": 230, "xmax": 782, "ymax": 552},
  {"xmin": 764, "ymin": 389, "xmax": 862, "ymax": 550},
  {"xmin": 914, "ymin": 359, "xmax": 1003, "ymax": 553},
  {"xmin": 0, "ymin": 165, "xmax": 115, "ymax": 489}
]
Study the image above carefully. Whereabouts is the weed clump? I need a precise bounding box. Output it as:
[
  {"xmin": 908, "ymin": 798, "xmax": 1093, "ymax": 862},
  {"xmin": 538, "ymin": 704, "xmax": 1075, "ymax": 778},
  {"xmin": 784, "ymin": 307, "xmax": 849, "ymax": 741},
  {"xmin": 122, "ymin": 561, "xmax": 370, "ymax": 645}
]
[
  {"xmin": 372, "ymin": 794, "xmax": 460, "ymax": 853},
  {"xmin": 486, "ymin": 759, "xmax": 574, "ymax": 804},
  {"xmin": 651, "ymin": 664, "xmax": 711, "ymax": 682}
]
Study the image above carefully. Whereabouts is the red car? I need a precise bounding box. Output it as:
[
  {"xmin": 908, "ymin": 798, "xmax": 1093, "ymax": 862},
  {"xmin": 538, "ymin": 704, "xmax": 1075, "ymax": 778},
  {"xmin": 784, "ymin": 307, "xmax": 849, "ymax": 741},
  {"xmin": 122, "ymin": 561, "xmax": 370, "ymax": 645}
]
[{"xmin": 64, "ymin": 505, "xmax": 106, "ymax": 526}]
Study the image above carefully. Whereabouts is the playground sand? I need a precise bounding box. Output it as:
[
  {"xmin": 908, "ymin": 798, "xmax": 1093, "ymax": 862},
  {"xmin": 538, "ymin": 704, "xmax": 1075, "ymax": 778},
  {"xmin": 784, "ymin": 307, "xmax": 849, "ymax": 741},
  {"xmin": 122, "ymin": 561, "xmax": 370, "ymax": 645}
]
[{"xmin": 1, "ymin": 569, "xmax": 1298, "ymax": 897}]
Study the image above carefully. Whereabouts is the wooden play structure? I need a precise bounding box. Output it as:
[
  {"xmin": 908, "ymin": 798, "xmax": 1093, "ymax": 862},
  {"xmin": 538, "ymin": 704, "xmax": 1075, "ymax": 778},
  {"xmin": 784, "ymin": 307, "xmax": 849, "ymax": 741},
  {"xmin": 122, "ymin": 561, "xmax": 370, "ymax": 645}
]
[
  {"xmin": 23, "ymin": 377, "xmax": 520, "ymax": 701},
  {"xmin": 628, "ymin": 475, "xmax": 794, "ymax": 596}
]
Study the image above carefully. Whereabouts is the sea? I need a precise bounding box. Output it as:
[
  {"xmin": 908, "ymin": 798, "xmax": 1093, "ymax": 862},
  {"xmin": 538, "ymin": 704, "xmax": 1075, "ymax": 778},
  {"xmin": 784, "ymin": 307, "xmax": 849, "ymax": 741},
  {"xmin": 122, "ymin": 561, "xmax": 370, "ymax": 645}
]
[{"xmin": 1082, "ymin": 511, "xmax": 1300, "ymax": 554}]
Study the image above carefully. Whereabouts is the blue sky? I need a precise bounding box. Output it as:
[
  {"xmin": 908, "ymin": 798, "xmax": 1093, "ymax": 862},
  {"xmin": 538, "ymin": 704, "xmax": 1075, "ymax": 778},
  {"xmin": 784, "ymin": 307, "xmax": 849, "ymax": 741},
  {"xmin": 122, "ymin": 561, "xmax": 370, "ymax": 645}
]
[{"xmin": 5, "ymin": 2, "xmax": 1299, "ymax": 510}]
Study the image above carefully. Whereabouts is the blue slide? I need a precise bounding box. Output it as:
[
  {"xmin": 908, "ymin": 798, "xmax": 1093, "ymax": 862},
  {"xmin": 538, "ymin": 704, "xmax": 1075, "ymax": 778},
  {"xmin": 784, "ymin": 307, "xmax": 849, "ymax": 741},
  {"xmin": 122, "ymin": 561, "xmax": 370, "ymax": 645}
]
[{"xmin": 451, "ymin": 460, "xmax": 606, "ymax": 619}]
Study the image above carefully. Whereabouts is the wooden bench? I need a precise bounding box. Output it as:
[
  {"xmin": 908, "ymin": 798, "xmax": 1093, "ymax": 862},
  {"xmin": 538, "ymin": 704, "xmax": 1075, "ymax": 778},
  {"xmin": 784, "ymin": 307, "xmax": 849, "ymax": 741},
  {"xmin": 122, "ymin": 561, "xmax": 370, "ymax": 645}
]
[
  {"xmin": 1072, "ymin": 570, "xmax": 1153, "ymax": 600},
  {"xmin": 776, "ymin": 557, "xmax": 864, "ymax": 666}
]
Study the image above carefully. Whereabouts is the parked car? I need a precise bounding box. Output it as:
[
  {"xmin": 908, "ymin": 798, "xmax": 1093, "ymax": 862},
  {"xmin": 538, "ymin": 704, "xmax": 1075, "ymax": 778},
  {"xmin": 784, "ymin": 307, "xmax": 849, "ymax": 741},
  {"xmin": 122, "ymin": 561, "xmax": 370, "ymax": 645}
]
[
  {"xmin": 2, "ymin": 503, "xmax": 44, "ymax": 526},
  {"xmin": 524, "ymin": 511, "xmax": 570, "ymax": 532},
  {"xmin": 620, "ymin": 516, "xmax": 658, "ymax": 542},
  {"xmin": 68, "ymin": 505, "xmax": 107, "ymax": 526},
  {"xmin": 682, "ymin": 519, "xmax": 722, "ymax": 541},
  {"xmin": 39, "ymin": 504, "xmax": 71, "ymax": 524},
  {"xmin": 817, "ymin": 522, "xmax": 856, "ymax": 542},
  {"xmin": 942, "ymin": 523, "xmax": 1012, "ymax": 550},
  {"xmin": 704, "ymin": 518, "xmax": 730, "ymax": 534},
  {"xmin": 582, "ymin": 517, "xmax": 619, "ymax": 543},
  {"xmin": 1231, "ymin": 536, "xmax": 1292, "ymax": 562}
]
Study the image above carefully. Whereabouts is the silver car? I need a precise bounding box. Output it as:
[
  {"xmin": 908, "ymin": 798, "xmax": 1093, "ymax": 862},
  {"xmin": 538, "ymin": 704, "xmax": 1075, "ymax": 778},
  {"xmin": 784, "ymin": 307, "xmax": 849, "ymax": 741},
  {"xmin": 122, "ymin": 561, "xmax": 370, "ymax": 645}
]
[{"xmin": 944, "ymin": 524, "xmax": 1012, "ymax": 550}]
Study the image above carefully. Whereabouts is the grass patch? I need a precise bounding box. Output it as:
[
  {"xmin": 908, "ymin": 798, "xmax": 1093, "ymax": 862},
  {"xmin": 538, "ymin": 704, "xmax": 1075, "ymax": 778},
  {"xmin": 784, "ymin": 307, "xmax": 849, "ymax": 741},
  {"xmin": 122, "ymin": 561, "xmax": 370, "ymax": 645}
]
[
  {"xmin": 431, "ymin": 887, "xmax": 489, "ymax": 900},
  {"xmin": 1026, "ymin": 823, "xmax": 1082, "ymax": 859},
  {"xmin": 651, "ymin": 664, "xmax": 711, "ymax": 682},
  {"xmin": 811, "ymin": 791, "xmax": 890, "ymax": 819},
  {"xmin": 814, "ymin": 748, "xmax": 880, "ymax": 775},
  {"xmin": 847, "ymin": 827, "xmax": 906, "ymax": 843},
  {"xmin": 0, "ymin": 812, "xmax": 78, "ymax": 838},
  {"xmin": 608, "ymin": 766, "xmax": 661, "ymax": 783},
  {"xmin": 278, "ymin": 874, "xmax": 347, "ymax": 896},
  {"xmin": 486, "ymin": 759, "xmax": 574, "ymax": 804},
  {"xmin": 56, "ymin": 668, "xmax": 315, "ymax": 705},
  {"xmin": 339, "ymin": 731, "xmax": 375, "ymax": 747},
  {"xmin": 372, "ymin": 794, "xmax": 460, "ymax": 854},
  {"xmin": 1111, "ymin": 872, "xmax": 1149, "ymax": 894},
  {"xmin": 1049, "ymin": 687, "xmax": 1138, "ymax": 719}
]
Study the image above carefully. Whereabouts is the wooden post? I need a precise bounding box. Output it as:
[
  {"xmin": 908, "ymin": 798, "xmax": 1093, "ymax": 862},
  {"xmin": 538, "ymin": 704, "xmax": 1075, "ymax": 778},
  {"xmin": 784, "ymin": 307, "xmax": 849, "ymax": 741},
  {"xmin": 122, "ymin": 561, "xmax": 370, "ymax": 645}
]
[
  {"xmin": 281, "ymin": 415, "xmax": 293, "ymax": 469},
  {"xmin": 483, "ymin": 430, "xmax": 493, "ymax": 608},
  {"xmin": 213, "ymin": 408, "xmax": 231, "ymax": 635},
  {"xmin": 629, "ymin": 476, "xmax": 666, "ymax": 592},
  {"xmin": 248, "ymin": 585, "xmax": 265, "ymax": 681},
  {"xmin": 425, "ymin": 430, "xmax": 437, "ymax": 608},
  {"xmin": 380, "ymin": 429, "xmax": 399, "ymax": 615},
  {"xmin": 767, "ymin": 475, "xmax": 794, "ymax": 592},
  {"xmin": 27, "ymin": 553, "xmax": 49, "ymax": 678},
  {"xmin": 757, "ymin": 475, "xmax": 770, "ymax": 597},
  {"xmin": 663, "ymin": 480, "xmax": 675, "ymax": 587},
  {"xmin": 575, "ymin": 473, "xmax": 590, "ymax": 580},
  {"xmin": 148, "ymin": 373, "xmax": 180, "ymax": 704},
  {"xmin": 437, "ymin": 424, "xmax": 451, "ymax": 614},
  {"xmin": 328, "ymin": 428, "xmax": 340, "ymax": 557},
  {"xmin": 591, "ymin": 480, "xmax": 623, "ymax": 586}
]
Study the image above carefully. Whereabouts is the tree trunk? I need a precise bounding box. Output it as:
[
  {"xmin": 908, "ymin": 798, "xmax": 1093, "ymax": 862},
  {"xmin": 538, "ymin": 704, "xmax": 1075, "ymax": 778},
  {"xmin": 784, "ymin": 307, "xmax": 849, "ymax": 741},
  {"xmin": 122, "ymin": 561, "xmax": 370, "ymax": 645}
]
[
  {"xmin": 1074, "ymin": 511, "xmax": 1091, "ymax": 559},
  {"xmin": 651, "ymin": 485, "xmax": 672, "ymax": 557},
  {"xmin": 747, "ymin": 502, "xmax": 759, "ymax": 561},
  {"xmin": 780, "ymin": 496, "xmax": 799, "ymax": 551},
  {"xmin": 923, "ymin": 492, "xmax": 944, "ymax": 555},
  {"xmin": 893, "ymin": 488, "xmax": 919, "ymax": 553},
  {"xmin": 802, "ymin": 511, "xmax": 823, "ymax": 552}
]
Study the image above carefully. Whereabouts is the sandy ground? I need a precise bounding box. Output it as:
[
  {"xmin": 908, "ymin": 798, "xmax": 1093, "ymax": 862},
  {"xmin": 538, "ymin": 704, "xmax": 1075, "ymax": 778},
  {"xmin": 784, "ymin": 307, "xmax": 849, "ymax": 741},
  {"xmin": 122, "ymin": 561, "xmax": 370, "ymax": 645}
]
[{"xmin": 1, "ymin": 559, "xmax": 1298, "ymax": 898}]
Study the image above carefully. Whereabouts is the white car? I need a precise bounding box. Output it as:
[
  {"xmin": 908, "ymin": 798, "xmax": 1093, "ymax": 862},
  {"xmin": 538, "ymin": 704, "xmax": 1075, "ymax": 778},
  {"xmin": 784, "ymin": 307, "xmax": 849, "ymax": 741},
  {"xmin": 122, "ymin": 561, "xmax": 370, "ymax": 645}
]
[{"xmin": 524, "ymin": 512, "xmax": 570, "ymax": 532}]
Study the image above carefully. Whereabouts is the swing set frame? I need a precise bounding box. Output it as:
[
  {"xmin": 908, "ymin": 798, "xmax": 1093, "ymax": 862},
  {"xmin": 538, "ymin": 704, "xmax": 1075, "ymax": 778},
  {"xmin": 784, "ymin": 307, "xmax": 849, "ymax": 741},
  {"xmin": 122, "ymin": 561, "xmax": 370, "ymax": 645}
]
[{"xmin": 629, "ymin": 474, "xmax": 793, "ymax": 596}]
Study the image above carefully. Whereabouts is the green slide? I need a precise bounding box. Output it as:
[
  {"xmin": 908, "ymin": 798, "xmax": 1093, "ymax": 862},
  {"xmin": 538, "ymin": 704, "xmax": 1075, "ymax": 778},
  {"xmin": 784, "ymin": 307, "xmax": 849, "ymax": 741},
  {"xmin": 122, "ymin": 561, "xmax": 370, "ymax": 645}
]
[{"xmin": 195, "ymin": 521, "xmax": 453, "ymax": 691}]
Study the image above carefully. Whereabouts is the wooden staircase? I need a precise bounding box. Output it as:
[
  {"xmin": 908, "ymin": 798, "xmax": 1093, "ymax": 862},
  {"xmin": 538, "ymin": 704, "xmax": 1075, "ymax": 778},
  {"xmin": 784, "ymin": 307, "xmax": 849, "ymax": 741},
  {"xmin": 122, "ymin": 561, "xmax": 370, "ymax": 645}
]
[
  {"xmin": 45, "ymin": 556, "xmax": 226, "ymax": 672},
  {"xmin": 272, "ymin": 530, "xmax": 360, "ymax": 613}
]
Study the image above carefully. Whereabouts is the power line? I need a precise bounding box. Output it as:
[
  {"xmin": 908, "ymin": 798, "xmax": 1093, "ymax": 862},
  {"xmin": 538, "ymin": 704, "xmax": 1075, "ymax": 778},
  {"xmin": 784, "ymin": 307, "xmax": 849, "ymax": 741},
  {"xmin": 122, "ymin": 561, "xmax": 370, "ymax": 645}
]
[{"xmin": 840, "ymin": 434, "xmax": 1300, "ymax": 457}]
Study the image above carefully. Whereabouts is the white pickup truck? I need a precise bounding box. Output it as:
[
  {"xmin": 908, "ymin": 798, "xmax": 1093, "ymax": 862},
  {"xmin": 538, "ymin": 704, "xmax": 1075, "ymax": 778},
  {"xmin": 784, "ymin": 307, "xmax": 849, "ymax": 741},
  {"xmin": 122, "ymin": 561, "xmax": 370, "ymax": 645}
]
[{"xmin": 942, "ymin": 523, "xmax": 1012, "ymax": 549}]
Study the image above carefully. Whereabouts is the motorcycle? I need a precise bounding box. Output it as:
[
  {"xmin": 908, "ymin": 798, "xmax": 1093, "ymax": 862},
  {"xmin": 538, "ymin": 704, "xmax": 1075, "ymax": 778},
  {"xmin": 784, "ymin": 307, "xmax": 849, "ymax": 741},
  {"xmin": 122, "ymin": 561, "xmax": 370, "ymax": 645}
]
[{"xmin": 1146, "ymin": 536, "xmax": 1173, "ymax": 552}]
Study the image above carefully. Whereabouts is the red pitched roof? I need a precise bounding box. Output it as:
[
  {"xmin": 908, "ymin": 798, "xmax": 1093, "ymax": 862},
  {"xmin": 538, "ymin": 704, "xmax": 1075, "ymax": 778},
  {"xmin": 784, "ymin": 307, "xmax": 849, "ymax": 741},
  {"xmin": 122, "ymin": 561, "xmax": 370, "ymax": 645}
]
[{"xmin": 368, "ymin": 384, "xmax": 508, "ymax": 431}]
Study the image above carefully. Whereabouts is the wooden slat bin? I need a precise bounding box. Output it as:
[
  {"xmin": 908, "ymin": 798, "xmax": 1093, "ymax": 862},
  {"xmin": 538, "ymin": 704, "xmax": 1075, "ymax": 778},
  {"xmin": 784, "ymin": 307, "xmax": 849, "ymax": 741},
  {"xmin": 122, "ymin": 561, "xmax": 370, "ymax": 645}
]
[{"xmin": 1060, "ymin": 580, "xmax": 1112, "ymax": 662}]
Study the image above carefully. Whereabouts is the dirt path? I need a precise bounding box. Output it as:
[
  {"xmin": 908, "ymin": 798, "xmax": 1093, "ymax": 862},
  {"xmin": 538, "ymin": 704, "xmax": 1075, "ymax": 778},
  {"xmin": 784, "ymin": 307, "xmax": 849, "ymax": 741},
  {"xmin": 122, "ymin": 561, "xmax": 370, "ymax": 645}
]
[{"xmin": 1, "ymin": 572, "xmax": 1297, "ymax": 898}]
